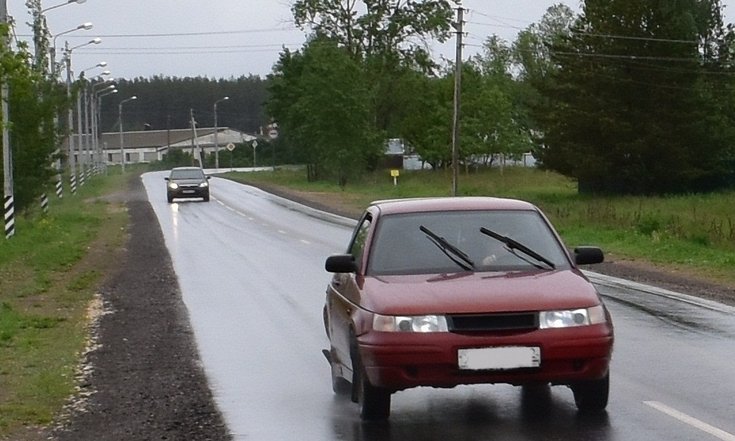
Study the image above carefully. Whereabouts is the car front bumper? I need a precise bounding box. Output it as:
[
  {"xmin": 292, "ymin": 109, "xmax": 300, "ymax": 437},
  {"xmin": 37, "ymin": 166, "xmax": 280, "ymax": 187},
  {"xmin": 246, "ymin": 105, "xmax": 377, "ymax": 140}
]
[
  {"xmin": 168, "ymin": 187, "xmax": 208, "ymax": 199},
  {"xmin": 357, "ymin": 324, "xmax": 613, "ymax": 391}
]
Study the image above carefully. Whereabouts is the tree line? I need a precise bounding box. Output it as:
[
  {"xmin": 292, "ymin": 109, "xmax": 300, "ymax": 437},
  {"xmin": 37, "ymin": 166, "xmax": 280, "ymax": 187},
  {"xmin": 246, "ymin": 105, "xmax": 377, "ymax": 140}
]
[
  {"xmin": 267, "ymin": 0, "xmax": 735, "ymax": 194},
  {"xmin": 4, "ymin": 0, "xmax": 735, "ymax": 214}
]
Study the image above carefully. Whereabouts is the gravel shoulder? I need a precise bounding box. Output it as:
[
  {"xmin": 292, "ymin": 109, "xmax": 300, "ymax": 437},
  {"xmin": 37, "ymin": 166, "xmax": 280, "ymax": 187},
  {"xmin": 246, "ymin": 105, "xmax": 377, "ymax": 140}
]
[
  {"xmin": 49, "ymin": 174, "xmax": 230, "ymax": 441},
  {"xmin": 45, "ymin": 175, "xmax": 735, "ymax": 440}
]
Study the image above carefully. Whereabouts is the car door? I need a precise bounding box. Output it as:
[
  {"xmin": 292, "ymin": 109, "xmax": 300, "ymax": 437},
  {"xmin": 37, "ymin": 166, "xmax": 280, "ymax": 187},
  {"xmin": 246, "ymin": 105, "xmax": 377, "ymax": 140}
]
[{"xmin": 327, "ymin": 212, "xmax": 373, "ymax": 369}]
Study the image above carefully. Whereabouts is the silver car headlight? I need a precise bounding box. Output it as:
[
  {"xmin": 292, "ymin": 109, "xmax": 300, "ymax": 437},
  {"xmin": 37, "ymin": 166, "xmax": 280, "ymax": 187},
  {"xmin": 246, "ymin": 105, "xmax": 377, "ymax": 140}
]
[
  {"xmin": 168, "ymin": 182, "xmax": 179, "ymax": 189},
  {"xmin": 199, "ymin": 182, "xmax": 209, "ymax": 188},
  {"xmin": 539, "ymin": 305, "xmax": 607, "ymax": 329},
  {"xmin": 373, "ymin": 314, "xmax": 449, "ymax": 333}
]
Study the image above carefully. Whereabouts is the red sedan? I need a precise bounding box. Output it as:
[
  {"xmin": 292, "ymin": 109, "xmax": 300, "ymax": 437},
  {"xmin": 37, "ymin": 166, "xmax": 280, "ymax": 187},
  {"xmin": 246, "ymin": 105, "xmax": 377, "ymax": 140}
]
[{"xmin": 323, "ymin": 197, "xmax": 613, "ymax": 420}]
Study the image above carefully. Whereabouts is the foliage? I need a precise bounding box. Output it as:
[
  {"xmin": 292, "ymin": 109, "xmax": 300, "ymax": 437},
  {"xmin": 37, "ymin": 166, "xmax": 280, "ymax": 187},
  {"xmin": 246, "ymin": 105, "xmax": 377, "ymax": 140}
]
[
  {"xmin": 97, "ymin": 76, "xmax": 270, "ymax": 135},
  {"xmin": 532, "ymin": 0, "xmax": 735, "ymax": 194},
  {"xmin": 0, "ymin": 23, "xmax": 63, "ymax": 211},
  {"xmin": 268, "ymin": 38, "xmax": 380, "ymax": 186},
  {"xmin": 291, "ymin": 0, "xmax": 457, "ymax": 67},
  {"xmin": 284, "ymin": 0, "xmax": 461, "ymax": 172}
]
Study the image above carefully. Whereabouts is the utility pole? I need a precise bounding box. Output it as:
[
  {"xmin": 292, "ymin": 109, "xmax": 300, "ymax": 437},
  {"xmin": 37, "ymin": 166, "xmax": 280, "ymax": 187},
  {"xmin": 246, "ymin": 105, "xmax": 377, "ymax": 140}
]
[
  {"xmin": 451, "ymin": 6, "xmax": 464, "ymax": 197},
  {"xmin": 1, "ymin": 0, "xmax": 14, "ymax": 238}
]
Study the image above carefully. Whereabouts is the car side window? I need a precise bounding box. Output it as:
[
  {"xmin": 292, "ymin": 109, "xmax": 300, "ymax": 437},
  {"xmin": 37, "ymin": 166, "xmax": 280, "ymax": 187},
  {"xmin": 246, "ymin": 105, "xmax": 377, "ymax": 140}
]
[{"xmin": 348, "ymin": 214, "xmax": 372, "ymax": 270}]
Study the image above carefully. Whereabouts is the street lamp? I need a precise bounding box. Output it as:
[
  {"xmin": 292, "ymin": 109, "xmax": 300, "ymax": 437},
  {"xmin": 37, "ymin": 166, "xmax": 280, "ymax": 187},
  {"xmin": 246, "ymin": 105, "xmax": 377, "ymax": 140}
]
[
  {"xmin": 97, "ymin": 88, "xmax": 118, "ymax": 172},
  {"xmin": 213, "ymin": 96, "xmax": 229, "ymax": 170},
  {"xmin": 42, "ymin": 0, "xmax": 86, "ymax": 13},
  {"xmin": 70, "ymin": 37, "xmax": 101, "ymax": 52},
  {"xmin": 92, "ymin": 84, "xmax": 116, "ymax": 171},
  {"xmin": 76, "ymin": 63, "xmax": 107, "ymax": 185},
  {"xmin": 51, "ymin": 23, "xmax": 92, "ymax": 76},
  {"xmin": 118, "ymin": 96, "xmax": 137, "ymax": 173},
  {"xmin": 34, "ymin": 0, "xmax": 87, "ymax": 72}
]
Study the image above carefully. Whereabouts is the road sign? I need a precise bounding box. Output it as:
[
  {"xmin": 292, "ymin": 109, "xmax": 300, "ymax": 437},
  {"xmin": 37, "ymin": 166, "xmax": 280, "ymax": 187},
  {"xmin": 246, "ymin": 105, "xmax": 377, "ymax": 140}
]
[{"xmin": 226, "ymin": 142, "xmax": 236, "ymax": 151}]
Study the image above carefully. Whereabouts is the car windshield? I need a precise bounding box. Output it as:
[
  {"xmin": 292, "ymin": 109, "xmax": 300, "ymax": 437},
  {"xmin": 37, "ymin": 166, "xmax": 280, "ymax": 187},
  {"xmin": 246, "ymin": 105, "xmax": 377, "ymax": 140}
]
[
  {"xmin": 170, "ymin": 169, "xmax": 205, "ymax": 180},
  {"xmin": 367, "ymin": 210, "xmax": 570, "ymax": 276}
]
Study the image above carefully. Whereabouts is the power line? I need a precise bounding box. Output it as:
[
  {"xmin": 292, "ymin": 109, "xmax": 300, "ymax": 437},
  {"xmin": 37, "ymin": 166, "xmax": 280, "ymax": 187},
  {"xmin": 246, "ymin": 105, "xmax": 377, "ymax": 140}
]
[
  {"xmin": 17, "ymin": 26, "xmax": 300, "ymax": 39},
  {"xmin": 554, "ymin": 51, "xmax": 702, "ymax": 63}
]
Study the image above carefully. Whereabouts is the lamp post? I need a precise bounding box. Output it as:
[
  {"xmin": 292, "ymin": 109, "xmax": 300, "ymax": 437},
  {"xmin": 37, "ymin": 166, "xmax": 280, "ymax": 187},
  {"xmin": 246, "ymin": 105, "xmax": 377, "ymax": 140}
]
[
  {"xmin": 77, "ymin": 64, "xmax": 107, "ymax": 185},
  {"xmin": 43, "ymin": 0, "xmax": 86, "ymax": 13},
  {"xmin": 118, "ymin": 96, "xmax": 137, "ymax": 173},
  {"xmin": 97, "ymin": 88, "xmax": 117, "ymax": 173},
  {"xmin": 93, "ymin": 81, "xmax": 115, "ymax": 171},
  {"xmin": 32, "ymin": 0, "xmax": 86, "ymax": 72},
  {"xmin": 51, "ymin": 22, "xmax": 92, "ymax": 76},
  {"xmin": 63, "ymin": 37, "xmax": 101, "ymax": 192},
  {"xmin": 213, "ymin": 96, "xmax": 229, "ymax": 170}
]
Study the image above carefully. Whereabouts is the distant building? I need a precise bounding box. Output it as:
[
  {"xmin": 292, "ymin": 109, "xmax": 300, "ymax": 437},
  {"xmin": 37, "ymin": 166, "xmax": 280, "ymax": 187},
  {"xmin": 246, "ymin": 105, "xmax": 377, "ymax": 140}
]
[{"xmin": 63, "ymin": 127, "xmax": 258, "ymax": 166}]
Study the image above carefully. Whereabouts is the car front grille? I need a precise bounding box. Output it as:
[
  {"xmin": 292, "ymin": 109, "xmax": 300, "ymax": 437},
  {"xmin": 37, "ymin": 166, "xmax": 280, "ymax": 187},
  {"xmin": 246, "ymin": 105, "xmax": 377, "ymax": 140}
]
[{"xmin": 447, "ymin": 312, "xmax": 538, "ymax": 332}]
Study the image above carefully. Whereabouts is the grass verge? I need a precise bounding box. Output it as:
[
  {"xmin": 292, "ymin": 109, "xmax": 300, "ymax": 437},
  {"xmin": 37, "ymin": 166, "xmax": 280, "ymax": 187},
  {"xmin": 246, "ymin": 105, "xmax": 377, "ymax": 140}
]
[{"xmin": 0, "ymin": 172, "xmax": 129, "ymax": 439}]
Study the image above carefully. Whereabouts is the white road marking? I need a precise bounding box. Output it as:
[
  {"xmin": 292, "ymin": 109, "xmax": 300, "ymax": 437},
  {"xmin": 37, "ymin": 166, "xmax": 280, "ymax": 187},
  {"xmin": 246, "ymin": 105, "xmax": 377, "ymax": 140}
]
[{"xmin": 645, "ymin": 401, "xmax": 735, "ymax": 441}]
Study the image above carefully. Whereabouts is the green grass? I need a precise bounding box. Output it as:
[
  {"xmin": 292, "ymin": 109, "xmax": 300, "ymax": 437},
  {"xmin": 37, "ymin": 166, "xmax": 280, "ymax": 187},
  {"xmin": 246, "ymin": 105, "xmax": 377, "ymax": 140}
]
[
  {"xmin": 0, "ymin": 171, "xmax": 129, "ymax": 437},
  {"xmin": 228, "ymin": 166, "xmax": 735, "ymax": 286}
]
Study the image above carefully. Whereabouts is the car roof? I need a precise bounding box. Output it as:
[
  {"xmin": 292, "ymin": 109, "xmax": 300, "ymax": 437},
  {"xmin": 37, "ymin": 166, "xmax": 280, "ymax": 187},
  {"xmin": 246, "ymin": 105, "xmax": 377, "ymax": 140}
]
[
  {"xmin": 170, "ymin": 167, "xmax": 203, "ymax": 171},
  {"xmin": 369, "ymin": 197, "xmax": 538, "ymax": 215}
]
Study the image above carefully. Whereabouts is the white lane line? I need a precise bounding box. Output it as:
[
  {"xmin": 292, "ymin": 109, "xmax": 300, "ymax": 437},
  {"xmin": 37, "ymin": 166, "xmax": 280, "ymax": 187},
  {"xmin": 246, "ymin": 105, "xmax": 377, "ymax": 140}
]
[{"xmin": 644, "ymin": 401, "xmax": 735, "ymax": 441}]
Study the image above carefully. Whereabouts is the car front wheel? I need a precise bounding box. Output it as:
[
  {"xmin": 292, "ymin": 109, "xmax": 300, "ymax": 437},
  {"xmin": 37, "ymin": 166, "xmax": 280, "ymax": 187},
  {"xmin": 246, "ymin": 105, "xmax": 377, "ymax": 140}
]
[
  {"xmin": 353, "ymin": 353, "xmax": 391, "ymax": 420},
  {"xmin": 571, "ymin": 373, "xmax": 609, "ymax": 413}
]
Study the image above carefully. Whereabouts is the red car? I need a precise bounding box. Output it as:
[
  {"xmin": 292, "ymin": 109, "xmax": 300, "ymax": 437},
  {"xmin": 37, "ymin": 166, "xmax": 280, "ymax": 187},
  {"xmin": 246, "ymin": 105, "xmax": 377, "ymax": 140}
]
[{"xmin": 323, "ymin": 197, "xmax": 613, "ymax": 420}]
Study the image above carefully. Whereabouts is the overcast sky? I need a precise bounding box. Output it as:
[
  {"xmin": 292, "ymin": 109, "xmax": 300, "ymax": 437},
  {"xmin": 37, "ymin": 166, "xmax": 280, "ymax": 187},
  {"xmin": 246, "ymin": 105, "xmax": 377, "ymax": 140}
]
[{"xmin": 9, "ymin": 0, "xmax": 735, "ymax": 80}]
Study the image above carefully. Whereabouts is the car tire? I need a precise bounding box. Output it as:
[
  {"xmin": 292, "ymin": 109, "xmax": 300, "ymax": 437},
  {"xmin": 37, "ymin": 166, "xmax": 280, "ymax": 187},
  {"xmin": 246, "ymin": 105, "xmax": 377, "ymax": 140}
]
[
  {"xmin": 167, "ymin": 194, "xmax": 174, "ymax": 203},
  {"xmin": 352, "ymin": 351, "xmax": 391, "ymax": 420},
  {"xmin": 203, "ymin": 193, "xmax": 210, "ymax": 202},
  {"xmin": 571, "ymin": 373, "xmax": 609, "ymax": 413}
]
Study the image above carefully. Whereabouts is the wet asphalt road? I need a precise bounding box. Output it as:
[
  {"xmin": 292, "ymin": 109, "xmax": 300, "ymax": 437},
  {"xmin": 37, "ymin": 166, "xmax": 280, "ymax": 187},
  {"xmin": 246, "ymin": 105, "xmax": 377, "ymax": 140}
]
[{"xmin": 142, "ymin": 172, "xmax": 735, "ymax": 441}]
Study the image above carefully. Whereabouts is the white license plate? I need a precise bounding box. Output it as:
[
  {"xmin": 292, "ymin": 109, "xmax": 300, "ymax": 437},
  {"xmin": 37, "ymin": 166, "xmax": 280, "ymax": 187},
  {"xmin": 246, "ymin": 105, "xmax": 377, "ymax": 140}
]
[
  {"xmin": 458, "ymin": 346, "xmax": 541, "ymax": 370},
  {"xmin": 182, "ymin": 190, "xmax": 195, "ymax": 194}
]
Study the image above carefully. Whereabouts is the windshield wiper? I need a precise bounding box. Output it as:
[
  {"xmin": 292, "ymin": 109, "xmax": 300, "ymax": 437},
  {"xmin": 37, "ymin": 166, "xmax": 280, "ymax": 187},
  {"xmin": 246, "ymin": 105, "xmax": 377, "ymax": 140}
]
[
  {"xmin": 479, "ymin": 227, "xmax": 556, "ymax": 270},
  {"xmin": 420, "ymin": 225, "xmax": 475, "ymax": 271}
]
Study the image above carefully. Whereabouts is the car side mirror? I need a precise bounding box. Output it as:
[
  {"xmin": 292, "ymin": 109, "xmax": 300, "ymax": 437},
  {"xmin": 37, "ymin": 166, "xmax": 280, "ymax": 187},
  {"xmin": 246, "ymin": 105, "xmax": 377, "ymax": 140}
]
[
  {"xmin": 325, "ymin": 254, "xmax": 357, "ymax": 273},
  {"xmin": 164, "ymin": 177, "xmax": 170, "ymax": 181},
  {"xmin": 574, "ymin": 246, "xmax": 604, "ymax": 265}
]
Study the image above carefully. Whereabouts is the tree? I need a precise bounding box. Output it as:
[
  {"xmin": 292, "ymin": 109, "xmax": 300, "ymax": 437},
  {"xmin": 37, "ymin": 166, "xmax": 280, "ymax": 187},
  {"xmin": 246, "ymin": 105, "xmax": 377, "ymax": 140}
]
[
  {"xmin": 268, "ymin": 38, "xmax": 381, "ymax": 185},
  {"xmin": 291, "ymin": 0, "xmax": 456, "ymax": 65},
  {"xmin": 291, "ymin": 0, "xmax": 458, "ymax": 135},
  {"xmin": 0, "ymin": 22, "xmax": 61, "ymax": 211},
  {"xmin": 463, "ymin": 36, "xmax": 534, "ymax": 168},
  {"xmin": 398, "ymin": 71, "xmax": 453, "ymax": 169},
  {"xmin": 533, "ymin": 0, "xmax": 735, "ymax": 194}
]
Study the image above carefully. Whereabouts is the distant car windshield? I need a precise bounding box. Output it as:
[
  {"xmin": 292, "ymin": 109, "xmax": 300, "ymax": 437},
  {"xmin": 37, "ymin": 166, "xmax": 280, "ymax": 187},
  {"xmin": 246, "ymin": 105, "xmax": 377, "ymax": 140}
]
[
  {"xmin": 367, "ymin": 210, "xmax": 570, "ymax": 275},
  {"xmin": 170, "ymin": 169, "xmax": 204, "ymax": 180}
]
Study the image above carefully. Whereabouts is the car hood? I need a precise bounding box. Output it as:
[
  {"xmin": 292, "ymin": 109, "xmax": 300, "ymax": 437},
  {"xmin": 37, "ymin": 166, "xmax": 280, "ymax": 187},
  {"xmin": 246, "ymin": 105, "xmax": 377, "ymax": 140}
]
[{"xmin": 360, "ymin": 269, "xmax": 601, "ymax": 315}]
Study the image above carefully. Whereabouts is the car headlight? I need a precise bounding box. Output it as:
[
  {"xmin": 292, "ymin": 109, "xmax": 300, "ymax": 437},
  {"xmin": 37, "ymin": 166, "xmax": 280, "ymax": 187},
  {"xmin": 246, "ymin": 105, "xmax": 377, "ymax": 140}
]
[
  {"xmin": 199, "ymin": 182, "xmax": 209, "ymax": 188},
  {"xmin": 373, "ymin": 314, "xmax": 449, "ymax": 333},
  {"xmin": 539, "ymin": 305, "xmax": 606, "ymax": 329},
  {"xmin": 168, "ymin": 182, "xmax": 179, "ymax": 189}
]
